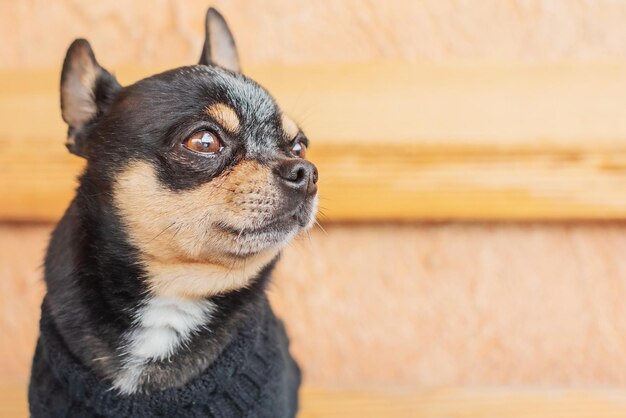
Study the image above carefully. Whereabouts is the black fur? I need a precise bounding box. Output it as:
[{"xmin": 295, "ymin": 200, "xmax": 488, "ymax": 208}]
[
  {"xmin": 46, "ymin": 198, "xmax": 279, "ymax": 389},
  {"xmin": 39, "ymin": 8, "xmax": 317, "ymax": 395}
]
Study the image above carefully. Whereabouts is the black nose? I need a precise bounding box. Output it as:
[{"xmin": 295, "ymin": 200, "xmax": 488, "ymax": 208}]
[{"xmin": 275, "ymin": 159, "xmax": 318, "ymax": 197}]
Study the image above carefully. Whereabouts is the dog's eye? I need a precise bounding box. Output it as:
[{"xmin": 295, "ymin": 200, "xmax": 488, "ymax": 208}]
[
  {"xmin": 183, "ymin": 130, "xmax": 222, "ymax": 155},
  {"xmin": 291, "ymin": 140, "xmax": 307, "ymax": 159}
]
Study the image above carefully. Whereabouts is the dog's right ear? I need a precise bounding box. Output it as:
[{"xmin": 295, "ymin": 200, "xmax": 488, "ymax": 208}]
[
  {"xmin": 198, "ymin": 8, "xmax": 241, "ymax": 72},
  {"xmin": 61, "ymin": 39, "xmax": 121, "ymax": 158}
]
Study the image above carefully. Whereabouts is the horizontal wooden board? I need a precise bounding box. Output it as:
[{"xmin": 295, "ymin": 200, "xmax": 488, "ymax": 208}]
[
  {"xmin": 299, "ymin": 387, "xmax": 626, "ymax": 418},
  {"xmin": 2, "ymin": 63, "xmax": 626, "ymax": 221},
  {"xmin": 4, "ymin": 383, "xmax": 626, "ymax": 418},
  {"xmin": 5, "ymin": 223, "xmax": 626, "ymax": 386}
]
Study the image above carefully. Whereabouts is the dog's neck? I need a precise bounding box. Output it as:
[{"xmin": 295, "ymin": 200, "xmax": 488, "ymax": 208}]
[{"xmin": 44, "ymin": 193, "xmax": 276, "ymax": 393}]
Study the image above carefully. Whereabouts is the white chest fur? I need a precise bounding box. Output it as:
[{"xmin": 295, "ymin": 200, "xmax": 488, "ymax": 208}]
[{"xmin": 112, "ymin": 296, "xmax": 215, "ymax": 394}]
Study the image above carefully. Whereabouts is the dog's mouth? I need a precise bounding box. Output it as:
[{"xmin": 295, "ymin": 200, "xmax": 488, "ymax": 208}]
[
  {"xmin": 217, "ymin": 213, "xmax": 297, "ymax": 236},
  {"xmin": 215, "ymin": 201, "xmax": 316, "ymax": 257}
]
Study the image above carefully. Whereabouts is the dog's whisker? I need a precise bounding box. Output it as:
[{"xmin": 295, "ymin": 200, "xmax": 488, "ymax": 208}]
[
  {"xmin": 36, "ymin": 6, "xmax": 317, "ymax": 409},
  {"xmin": 313, "ymin": 220, "xmax": 328, "ymax": 236},
  {"xmin": 304, "ymin": 229, "xmax": 314, "ymax": 248}
]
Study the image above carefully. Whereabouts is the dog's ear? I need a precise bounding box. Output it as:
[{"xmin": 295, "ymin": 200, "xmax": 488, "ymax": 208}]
[
  {"xmin": 61, "ymin": 39, "xmax": 121, "ymax": 158},
  {"xmin": 199, "ymin": 8, "xmax": 240, "ymax": 73}
]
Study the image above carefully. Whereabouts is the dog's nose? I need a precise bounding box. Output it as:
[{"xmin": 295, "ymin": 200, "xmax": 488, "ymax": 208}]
[{"xmin": 275, "ymin": 159, "xmax": 318, "ymax": 197}]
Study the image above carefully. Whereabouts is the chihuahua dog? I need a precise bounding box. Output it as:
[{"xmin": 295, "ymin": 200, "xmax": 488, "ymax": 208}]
[{"xmin": 29, "ymin": 8, "xmax": 316, "ymax": 418}]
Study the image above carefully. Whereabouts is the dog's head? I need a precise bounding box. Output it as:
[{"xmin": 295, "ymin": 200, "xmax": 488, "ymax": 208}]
[{"xmin": 60, "ymin": 9, "xmax": 318, "ymax": 298}]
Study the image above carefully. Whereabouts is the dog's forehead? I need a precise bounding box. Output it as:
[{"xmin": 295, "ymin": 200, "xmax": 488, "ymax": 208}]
[
  {"xmin": 177, "ymin": 66, "xmax": 277, "ymax": 117},
  {"xmin": 140, "ymin": 65, "xmax": 283, "ymax": 155}
]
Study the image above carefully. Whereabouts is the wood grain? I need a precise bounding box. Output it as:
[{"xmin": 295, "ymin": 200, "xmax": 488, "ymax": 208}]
[
  {"xmin": 4, "ymin": 382, "xmax": 626, "ymax": 418},
  {"xmin": 5, "ymin": 1, "xmax": 626, "ymax": 69},
  {"xmin": 2, "ymin": 63, "xmax": 626, "ymax": 221},
  {"xmin": 5, "ymin": 223, "xmax": 626, "ymax": 387},
  {"xmin": 298, "ymin": 387, "xmax": 626, "ymax": 418}
]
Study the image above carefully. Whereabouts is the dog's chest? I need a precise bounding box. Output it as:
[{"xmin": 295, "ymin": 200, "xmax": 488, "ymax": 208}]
[{"xmin": 113, "ymin": 296, "xmax": 215, "ymax": 393}]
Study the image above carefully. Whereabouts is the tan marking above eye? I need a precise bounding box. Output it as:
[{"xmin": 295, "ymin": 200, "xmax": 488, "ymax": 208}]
[
  {"xmin": 281, "ymin": 114, "xmax": 299, "ymax": 139},
  {"xmin": 204, "ymin": 103, "xmax": 240, "ymax": 133}
]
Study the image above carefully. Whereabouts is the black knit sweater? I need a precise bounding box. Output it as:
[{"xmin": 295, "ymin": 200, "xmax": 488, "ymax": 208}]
[{"xmin": 29, "ymin": 297, "xmax": 301, "ymax": 418}]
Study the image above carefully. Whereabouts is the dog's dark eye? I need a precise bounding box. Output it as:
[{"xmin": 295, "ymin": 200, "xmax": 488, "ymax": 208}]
[
  {"xmin": 183, "ymin": 130, "xmax": 222, "ymax": 155},
  {"xmin": 291, "ymin": 140, "xmax": 307, "ymax": 159}
]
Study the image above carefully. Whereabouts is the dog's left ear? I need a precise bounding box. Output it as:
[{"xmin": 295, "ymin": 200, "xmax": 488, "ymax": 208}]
[
  {"xmin": 61, "ymin": 39, "xmax": 121, "ymax": 158},
  {"xmin": 199, "ymin": 8, "xmax": 241, "ymax": 73}
]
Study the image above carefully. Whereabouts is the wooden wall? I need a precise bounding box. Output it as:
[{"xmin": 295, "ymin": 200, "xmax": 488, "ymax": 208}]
[
  {"xmin": 4, "ymin": 222, "xmax": 626, "ymax": 387},
  {"xmin": 2, "ymin": 3, "xmax": 626, "ymax": 415},
  {"xmin": 4, "ymin": 0, "xmax": 626, "ymax": 68}
]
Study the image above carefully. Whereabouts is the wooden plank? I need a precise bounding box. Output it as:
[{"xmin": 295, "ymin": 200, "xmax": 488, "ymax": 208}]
[
  {"xmin": 2, "ymin": 63, "xmax": 626, "ymax": 221},
  {"xmin": 4, "ymin": 383, "xmax": 626, "ymax": 418},
  {"xmin": 0, "ymin": 383, "xmax": 27, "ymax": 418},
  {"xmin": 299, "ymin": 387, "xmax": 626, "ymax": 418},
  {"xmin": 5, "ymin": 223, "xmax": 626, "ymax": 387}
]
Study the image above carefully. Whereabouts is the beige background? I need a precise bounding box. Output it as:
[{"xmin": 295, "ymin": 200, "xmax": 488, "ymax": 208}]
[
  {"xmin": 4, "ymin": 223, "xmax": 626, "ymax": 387},
  {"xmin": 2, "ymin": 0, "xmax": 626, "ymax": 391},
  {"xmin": 4, "ymin": 0, "xmax": 626, "ymax": 69}
]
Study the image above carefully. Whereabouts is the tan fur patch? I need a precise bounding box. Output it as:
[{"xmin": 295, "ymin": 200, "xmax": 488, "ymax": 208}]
[
  {"xmin": 113, "ymin": 160, "xmax": 289, "ymax": 298},
  {"xmin": 281, "ymin": 114, "xmax": 299, "ymax": 139},
  {"xmin": 205, "ymin": 103, "xmax": 240, "ymax": 133}
]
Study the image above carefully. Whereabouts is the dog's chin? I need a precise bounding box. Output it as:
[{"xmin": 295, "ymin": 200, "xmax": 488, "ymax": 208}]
[{"xmin": 216, "ymin": 199, "xmax": 317, "ymax": 258}]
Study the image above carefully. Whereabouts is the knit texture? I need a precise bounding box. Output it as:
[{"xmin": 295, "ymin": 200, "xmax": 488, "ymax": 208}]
[{"xmin": 29, "ymin": 297, "xmax": 301, "ymax": 418}]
